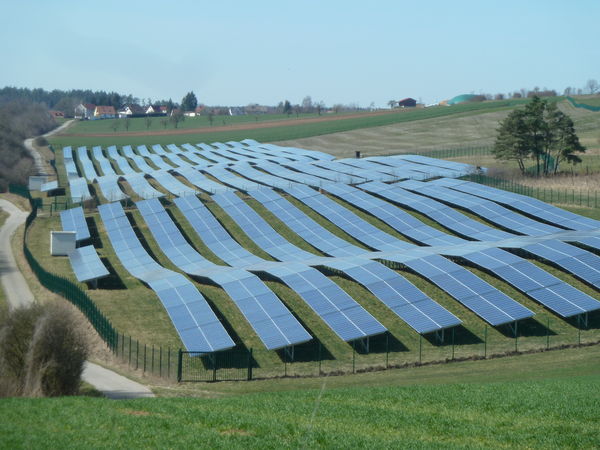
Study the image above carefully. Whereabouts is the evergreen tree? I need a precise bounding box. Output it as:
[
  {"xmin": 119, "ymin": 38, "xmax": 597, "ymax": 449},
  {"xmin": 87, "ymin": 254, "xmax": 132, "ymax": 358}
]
[
  {"xmin": 493, "ymin": 96, "xmax": 585, "ymax": 175},
  {"xmin": 181, "ymin": 91, "xmax": 198, "ymax": 112}
]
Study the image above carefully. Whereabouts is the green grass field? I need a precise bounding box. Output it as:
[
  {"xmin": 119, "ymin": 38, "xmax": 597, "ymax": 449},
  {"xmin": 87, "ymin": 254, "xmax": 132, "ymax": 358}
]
[
  {"xmin": 1, "ymin": 346, "xmax": 598, "ymax": 448},
  {"xmin": 571, "ymin": 94, "xmax": 600, "ymax": 107},
  {"xmin": 48, "ymin": 99, "xmax": 530, "ymax": 149}
]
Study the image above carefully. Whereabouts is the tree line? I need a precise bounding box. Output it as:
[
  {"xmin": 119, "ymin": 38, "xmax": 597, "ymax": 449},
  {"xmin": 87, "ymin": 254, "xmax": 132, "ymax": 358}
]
[{"xmin": 0, "ymin": 100, "xmax": 57, "ymax": 188}]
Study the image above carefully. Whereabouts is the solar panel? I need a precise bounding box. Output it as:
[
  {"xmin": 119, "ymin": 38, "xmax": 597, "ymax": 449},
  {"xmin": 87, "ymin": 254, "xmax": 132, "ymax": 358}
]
[
  {"xmin": 76, "ymin": 147, "xmax": 99, "ymax": 181},
  {"xmin": 398, "ymin": 254, "xmax": 534, "ymax": 326},
  {"xmin": 69, "ymin": 177, "xmax": 92, "ymax": 203},
  {"xmin": 150, "ymin": 170, "xmax": 197, "ymax": 196},
  {"xmin": 136, "ymin": 198, "xmax": 312, "ymax": 350},
  {"xmin": 445, "ymin": 179, "xmax": 600, "ymax": 231},
  {"xmin": 171, "ymin": 166, "xmax": 231, "ymax": 194},
  {"xmin": 461, "ymin": 247, "xmax": 600, "ymax": 317},
  {"xmin": 95, "ymin": 175, "xmax": 128, "ymax": 201},
  {"xmin": 107, "ymin": 145, "xmax": 137, "ymax": 175},
  {"xmin": 60, "ymin": 207, "xmax": 91, "ymax": 241},
  {"xmin": 67, "ymin": 245, "xmax": 109, "ymax": 282},
  {"xmin": 40, "ymin": 180, "xmax": 59, "ymax": 192},
  {"xmin": 98, "ymin": 201, "xmax": 234, "ymax": 352},
  {"xmin": 92, "ymin": 146, "xmax": 117, "ymax": 176},
  {"xmin": 125, "ymin": 173, "xmax": 165, "ymax": 199},
  {"xmin": 202, "ymin": 165, "xmax": 262, "ymax": 191}
]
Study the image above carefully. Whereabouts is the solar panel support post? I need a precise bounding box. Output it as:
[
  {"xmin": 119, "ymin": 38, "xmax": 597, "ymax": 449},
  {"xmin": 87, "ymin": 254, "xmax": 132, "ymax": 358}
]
[
  {"xmin": 318, "ymin": 342, "xmax": 322, "ymax": 376},
  {"xmin": 435, "ymin": 329, "xmax": 445, "ymax": 344},
  {"xmin": 451, "ymin": 328, "xmax": 455, "ymax": 360},
  {"xmin": 211, "ymin": 353, "xmax": 217, "ymax": 382},
  {"xmin": 385, "ymin": 332, "xmax": 389, "ymax": 369},
  {"xmin": 284, "ymin": 346, "xmax": 295, "ymax": 363}
]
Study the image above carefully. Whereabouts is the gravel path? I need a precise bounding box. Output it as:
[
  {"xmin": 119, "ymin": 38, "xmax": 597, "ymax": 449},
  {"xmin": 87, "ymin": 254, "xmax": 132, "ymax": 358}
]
[{"xmin": 24, "ymin": 119, "xmax": 74, "ymax": 175}]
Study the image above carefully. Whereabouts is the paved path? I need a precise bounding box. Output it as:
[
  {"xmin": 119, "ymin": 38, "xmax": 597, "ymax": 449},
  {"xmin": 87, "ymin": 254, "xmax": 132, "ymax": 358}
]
[
  {"xmin": 0, "ymin": 196, "xmax": 154, "ymax": 399},
  {"xmin": 24, "ymin": 119, "xmax": 74, "ymax": 176}
]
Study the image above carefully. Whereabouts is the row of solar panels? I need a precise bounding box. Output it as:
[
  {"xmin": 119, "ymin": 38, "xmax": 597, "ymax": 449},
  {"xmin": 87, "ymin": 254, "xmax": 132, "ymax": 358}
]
[{"xmin": 62, "ymin": 140, "xmax": 475, "ymax": 203}]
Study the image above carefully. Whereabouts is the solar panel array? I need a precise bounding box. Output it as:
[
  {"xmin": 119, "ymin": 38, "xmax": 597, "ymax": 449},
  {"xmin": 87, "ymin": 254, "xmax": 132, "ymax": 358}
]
[
  {"xmin": 175, "ymin": 194, "xmax": 387, "ymax": 341},
  {"xmin": 462, "ymin": 247, "xmax": 600, "ymax": 317},
  {"xmin": 92, "ymin": 146, "xmax": 117, "ymax": 176},
  {"xmin": 67, "ymin": 245, "xmax": 110, "ymax": 283},
  {"xmin": 98, "ymin": 201, "xmax": 234, "ymax": 352},
  {"xmin": 60, "ymin": 207, "xmax": 91, "ymax": 241},
  {"xmin": 96, "ymin": 175, "xmax": 128, "ymax": 201},
  {"xmin": 136, "ymin": 198, "xmax": 311, "ymax": 349},
  {"xmin": 442, "ymin": 178, "xmax": 600, "ymax": 231}
]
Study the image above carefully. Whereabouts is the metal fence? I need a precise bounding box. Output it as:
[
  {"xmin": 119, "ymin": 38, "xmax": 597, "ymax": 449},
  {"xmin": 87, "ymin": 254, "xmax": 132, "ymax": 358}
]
[
  {"xmin": 463, "ymin": 173, "xmax": 600, "ymax": 208},
  {"xmin": 566, "ymin": 96, "xmax": 600, "ymax": 112},
  {"xmin": 178, "ymin": 322, "xmax": 598, "ymax": 382}
]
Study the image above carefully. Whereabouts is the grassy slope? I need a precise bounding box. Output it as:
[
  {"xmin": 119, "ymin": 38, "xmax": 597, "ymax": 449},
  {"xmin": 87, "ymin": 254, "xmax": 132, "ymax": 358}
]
[
  {"xmin": 48, "ymin": 99, "xmax": 529, "ymax": 148},
  {"xmin": 0, "ymin": 209, "xmax": 8, "ymax": 315},
  {"xmin": 1, "ymin": 347, "xmax": 598, "ymax": 448}
]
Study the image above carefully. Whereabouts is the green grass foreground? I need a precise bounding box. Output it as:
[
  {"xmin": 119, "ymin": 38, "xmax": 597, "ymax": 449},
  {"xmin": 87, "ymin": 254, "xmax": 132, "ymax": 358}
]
[{"xmin": 1, "ymin": 347, "xmax": 599, "ymax": 448}]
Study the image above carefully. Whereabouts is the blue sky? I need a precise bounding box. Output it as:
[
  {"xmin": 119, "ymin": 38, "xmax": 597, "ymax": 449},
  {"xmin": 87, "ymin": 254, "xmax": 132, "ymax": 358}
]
[{"xmin": 1, "ymin": 0, "xmax": 598, "ymax": 107}]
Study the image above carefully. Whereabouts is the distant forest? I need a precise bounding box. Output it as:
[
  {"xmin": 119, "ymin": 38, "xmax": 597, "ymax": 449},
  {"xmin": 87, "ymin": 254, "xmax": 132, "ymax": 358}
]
[{"xmin": 0, "ymin": 87, "xmax": 154, "ymax": 117}]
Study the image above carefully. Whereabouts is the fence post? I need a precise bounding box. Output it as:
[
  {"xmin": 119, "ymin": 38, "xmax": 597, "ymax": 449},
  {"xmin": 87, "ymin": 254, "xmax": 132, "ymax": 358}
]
[
  {"xmin": 419, "ymin": 334, "xmax": 422, "ymax": 364},
  {"xmin": 385, "ymin": 331, "xmax": 389, "ymax": 369},
  {"xmin": 143, "ymin": 344, "xmax": 147, "ymax": 373},
  {"xmin": 546, "ymin": 318, "xmax": 550, "ymax": 350},
  {"xmin": 247, "ymin": 348, "xmax": 253, "ymax": 381},
  {"xmin": 128, "ymin": 335, "xmax": 132, "ymax": 367},
  {"xmin": 212, "ymin": 353, "xmax": 217, "ymax": 382},
  {"xmin": 136, "ymin": 340, "xmax": 139, "ymax": 370},
  {"xmin": 484, "ymin": 325, "xmax": 487, "ymax": 358},
  {"xmin": 318, "ymin": 341, "xmax": 322, "ymax": 376},
  {"xmin": 177, "ymin": 349, "xmax": 183, "ymax": 382},
  {"xmin": 151, "ymin": 345, "xmax": 155, "ymax": 374}
]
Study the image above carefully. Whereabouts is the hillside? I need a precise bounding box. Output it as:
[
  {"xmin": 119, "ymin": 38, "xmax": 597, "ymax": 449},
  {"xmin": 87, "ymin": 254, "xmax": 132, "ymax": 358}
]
[{"xmin": 1, "ymin": 347, "xmax": 598, "ymax": 448}]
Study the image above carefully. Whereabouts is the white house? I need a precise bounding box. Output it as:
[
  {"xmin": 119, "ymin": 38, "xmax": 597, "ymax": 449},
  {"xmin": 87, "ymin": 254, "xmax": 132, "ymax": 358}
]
[{"xmin": 74, "ymin": 103, "xmax": 95, "ymax": 120}]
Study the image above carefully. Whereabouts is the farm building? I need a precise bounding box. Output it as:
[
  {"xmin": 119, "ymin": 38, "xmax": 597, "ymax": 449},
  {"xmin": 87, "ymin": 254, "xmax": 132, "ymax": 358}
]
[
  {"xmin": 94, "ymin": 105, "xmax": 116, "ymax": 119},
  {"xmin": 74, "ymin": 103, "xmax": 95, "ymax": 119},
  {"xmin": 49, "ymin": 110, "xmax": 64, "ymax": 118},
  {"xmin": 447, "ymin": 94, "xmax": 482, "ymax": 105},
  {"xmin": 397, "ymin": 98, "xmax": 417, "ymax": 108}
]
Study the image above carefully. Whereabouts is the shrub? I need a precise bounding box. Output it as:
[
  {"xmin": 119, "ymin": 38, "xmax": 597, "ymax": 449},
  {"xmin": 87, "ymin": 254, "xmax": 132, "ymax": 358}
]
[
  {"xmin": 34, "ymin": 136, "xmax": 48, "ymax": 147},
  {"xmin": 0, "ymin": 303, "xmax": 88, "ymax": 397}
]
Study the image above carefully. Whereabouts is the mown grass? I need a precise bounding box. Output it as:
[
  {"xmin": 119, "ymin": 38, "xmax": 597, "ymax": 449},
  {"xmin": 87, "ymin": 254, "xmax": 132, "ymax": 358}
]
[{"xmin": 1, "ymin": 348, "xmax": 598, "ymax": 448}]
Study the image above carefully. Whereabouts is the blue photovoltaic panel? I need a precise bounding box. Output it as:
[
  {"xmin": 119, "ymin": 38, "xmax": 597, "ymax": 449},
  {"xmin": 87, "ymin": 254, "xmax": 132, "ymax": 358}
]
[
  {"xmin": 195, "ymin": 143, "xmax": 238, "ymax": 164},
  {"xmin": 107, "ymin": 146, "xmax": 137, "ymax": 175},
  {"xmin": 92, "ymin": 146, "xmax": 117, "ymax": 176},
  {"xmin": 150, "ymin": 170, "xmax": 197, "ymax": 196},
  {"xmin": 40, "ymin": 180, "xmax": 59, "ymax": 192},
  {"xmin": 229, "ymin": 162, "xmax": 299, "ymax": 189},
  {"xmin": 259, "ymin": 161, "xmax": 330, "ymax": 187},
  {"xmin": 400, "ymin": 180, "xmax": 562, "ymax": 236},
  {"xmin": 63, "ymin": 147, "xmax": 80, "ymax": 180},
  {"xmin": 125, "ymin": 173, "xmax": 165, "ymax": 199},
  {"xmin": 76, "ymin": 147, "xmax": 99, "ymax": 181},
  {"xmin": 60, "ymin": 206, "xmax": 91, "ymax": 241},
  {"xmin": 360, "ymin": 181, "xmax": 512, "ymax": 242},
  {"xmin": 175, "ymin": 194, "xmax": 386, "ymax": 341},
  {"xmin": 398, "ymin": 254, "xmax": 534, "ymax": 326},
  {"xmin": 136, "ymin": 198, "xmax": 311, "ymax": 349},
  {"xmin": 282, "ymin": 184, "xmax": 413, "ymax": 252},
  {"xmin": 173, "ymin": 166, "xmax": 231, "ymax": 194},
  {"xmin": 69, "ymin": 177, "xmax": 92, "ymax": 203},
  {"xmin": 179, "ymin": 144, "xmax": 213, "ymax": 166},
  {"xmin": 462, "ymin": 248, "xmax": 600, "ymax": 317},
  {"xmin": 324, "ymin": 183, "xmax": 464, "ymax": 246},
  {"xmin": 255, "ymin": 142, "xmax": 336, "ymax": 161},
  {"xmin": 122, "ymin": 146, "xmax": 156, "ymax": 173},
  {"xmin": 98, "ymin": 201, "xmax": 234, "ymax": 352},
  {"xmin": 286, "ymin": 161, "xmax": 364, "ymax": 184},
  {"xmin": 202, "ymin": 165, "xmax": 262, "ymax": 191},
  {"xmin": 95, "ymin": 175, "xmax": 128, "ymax": 201},
  {"xmin": 394, "ymin": 154, "xmax": 475, "ymax": 177},
  {"xmin": 67, "ymin": 245, "xmax": 109, "ymax": 282},
  {"xmin": 444, "ymin": 179, "xmax": 600, "ymax": 231}
]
